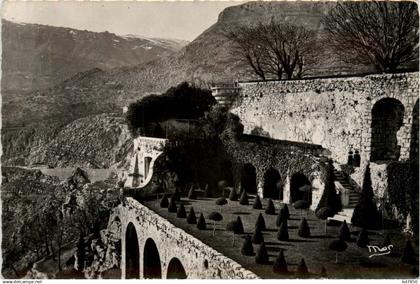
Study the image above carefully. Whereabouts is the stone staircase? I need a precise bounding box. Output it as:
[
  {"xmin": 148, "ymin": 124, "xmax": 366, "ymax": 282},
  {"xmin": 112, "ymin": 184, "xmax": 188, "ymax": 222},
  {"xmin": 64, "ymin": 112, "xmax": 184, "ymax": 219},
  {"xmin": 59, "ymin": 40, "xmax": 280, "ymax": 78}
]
[{"xmin": 329, "ymin": 168, "xmax": 361, "ymax": 223}]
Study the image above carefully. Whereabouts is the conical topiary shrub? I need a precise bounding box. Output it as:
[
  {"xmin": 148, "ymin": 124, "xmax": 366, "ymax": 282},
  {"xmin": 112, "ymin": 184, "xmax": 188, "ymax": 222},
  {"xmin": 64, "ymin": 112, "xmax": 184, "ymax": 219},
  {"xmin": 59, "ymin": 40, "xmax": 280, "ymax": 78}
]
[
  {"xmin": 253, "ymin": 195, "xmax": 263, "ymax": 209},
  {"xmin": 277, "ymin": 220, "xmax": 289, "ymax": 241},
  {"xmin": 320, "ymin": 266, "xmax": 327, "ymax": 278},
  {"xmin": 229, "ymin": 188, "xmax": 238, "ymax": 201},
  {"xmin": 168, "ymin": 197, "xmax": 177, "ymax": 213},
  {"xmin": 187, "ymin": 207, "xmax": 197, "ymax": 224},
  {"xmin": 173, "ymin": 188, "xmax": 181, "ymax": 202},
  {"xmin": 197, "ymin": 213, "xmax": 206, "ymax": 230},
  {"xmin": 252, "ymin": 225, "xmax": 264, "ymax": 244},
  {"xmin": 282, "ymin": 204, "xmax": 290, "ymax": 219},
  {"xmin": 255, "ymin": 213, "xmax": 266, "ymax": 231},
  {"xmin": 160, "ymin": 194, "xmax": 169, "ymax": 208},
  {"xmin": 241, "ymin": 235, "xmax": 255, "ymax": 256},
  {"xmin": 382, "ymin": 233, "xmax": 392, "ymax": 247},
  {"xmin": 295, "ymin": 258, "xmax": 309, "ymax": 278},
  {"xmin": 265, "ymin": 199, "xmax": 276, "ymax": 215},
  {"xmin": 276, "ymin": 207, "xmax": 289, "ymax": 227},
  {"xmin": 401, "ymin": 240, "xmax": 416, "ymax": 265},
  {"xmin": 239, "ymin": 190, "xmax": 249, "ymax": 205},
  {"xmin": 356, "ymin": 229, "xmax": 369, "ymax": 248},
  {"xmin": 255, "ymin": 242, "xmax": 270, "ymax": 264},
  {"xmin": 298, "ymin": 218, "xmax": 311, "ymax": 238},
  {"xmin": 272, "ymin": 250, "xmax": 288, "ymax": 274},
  {"xmin": 338, "ymin": 220, "xmax": 351, "ymax": 241},
  {"xmin": 188, "ymin": 186, "xmax": 197, "ymax": 200},
  {"xmin": 177, "ymin": 202, "xmax": 187, "ymax": 218},
  {"xmin": 236, "ymin": 216, "xmax": 244, "ymax": 234}
]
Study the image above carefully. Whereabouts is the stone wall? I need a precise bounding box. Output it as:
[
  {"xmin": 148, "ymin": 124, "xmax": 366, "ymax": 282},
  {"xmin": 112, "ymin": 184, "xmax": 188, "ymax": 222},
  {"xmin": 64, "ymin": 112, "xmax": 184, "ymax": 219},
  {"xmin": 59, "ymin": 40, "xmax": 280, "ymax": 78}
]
[
  {"xmin": 116, "ymin": 198, "xmax": 259, "ymax": 279},
  {"xmin": 231, "ymin": 72, "xmax": 419, "ymax": 167}
]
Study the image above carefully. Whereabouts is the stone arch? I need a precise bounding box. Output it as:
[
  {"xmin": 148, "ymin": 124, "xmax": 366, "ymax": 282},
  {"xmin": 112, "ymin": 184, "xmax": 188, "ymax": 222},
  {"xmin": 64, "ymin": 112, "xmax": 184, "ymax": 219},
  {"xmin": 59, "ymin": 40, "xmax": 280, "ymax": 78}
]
[
  {"xmin": 143, "ymin": 238, "xmax": 162, "ymax": 279},
  {"xmin": 290, "ymin": 172, "xmax": 312, "ymax": 204},
  {"xmin": 240, "ymin": 163, "xmax": 257, "ymax": 193},
  {"xmin": 410, "ymin": 99, "xmax": 419, "ymax": 161},
  {"xmin": 166, "ymin": 257, "xmax": 187, "ymax": 279},
  {"xmin": 125, "ymin": 222, "xmax": 140, "ymax": 279},
  {"xmin": 263, "ymin": 168, "xmax": 282, "ymax": 200},
  {"xmin": 370, "ymin": 98, "xmax": 405, "ymax": 162}
]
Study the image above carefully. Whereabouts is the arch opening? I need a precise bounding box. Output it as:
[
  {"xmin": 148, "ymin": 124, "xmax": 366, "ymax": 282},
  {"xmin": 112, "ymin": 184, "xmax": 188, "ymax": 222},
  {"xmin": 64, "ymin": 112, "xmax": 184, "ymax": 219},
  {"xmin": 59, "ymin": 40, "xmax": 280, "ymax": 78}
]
[
  {"xmin": 410, "ymin": 99, "xmax": 419, "ymax": 161},
  {"xmin": 371, "ymin": 98, "xmax": 405, "ymax": 162},
  {"xmin": 240, "ymin": 163, "xmax": 257, "ymax": 193},
  {"xmin": 263, "ymin": 168, "xmax": 282, "ymax": 200},
  {"xmin": 143, "ymin": 238, "xmax": 162, "ymax": 279},
  {"xmin": 125, "ymin": 222, "xmax": 140, "ymax": 279},
  {"xmin": 166, "ymin": 258, "xmax": 187, "ymax": 279},
  {"xmin": 290, "ymin": 173, "xmax": 312, "ymax": 204}
]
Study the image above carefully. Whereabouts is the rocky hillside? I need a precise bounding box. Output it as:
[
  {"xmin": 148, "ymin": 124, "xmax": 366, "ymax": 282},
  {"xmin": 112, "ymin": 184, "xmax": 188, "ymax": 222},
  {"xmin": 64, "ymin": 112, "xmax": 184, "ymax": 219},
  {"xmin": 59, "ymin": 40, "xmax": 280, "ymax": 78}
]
[{"xmin": 1, "ymin": 19, "xmax": 187, "ymax": 94}]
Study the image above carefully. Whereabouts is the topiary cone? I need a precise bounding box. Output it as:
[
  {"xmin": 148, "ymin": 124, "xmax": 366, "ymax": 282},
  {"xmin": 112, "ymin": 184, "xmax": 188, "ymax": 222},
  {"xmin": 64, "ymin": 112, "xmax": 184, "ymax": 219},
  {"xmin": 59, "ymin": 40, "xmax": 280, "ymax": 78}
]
[
  {"xmin": 282, "ymin": 204, "xmax": 290, "ymax": 219},
  {"xmin": 168, "ymin": 196, "xmax": 177, "ymax": 213},
  {"xmin": 255, "ymin": 242, "xmax": 270, "ymax": 264},
  {"xmin": 229, "ymin": 188, "xmax": 238, "ymax": 201},
  {"xmin": 265, "ymin": 199, "xmax": 276, "ymax": 215},
  {"xmin": 252, "ymin": 226, "xmax": 264, "ymax": 244},
  {"xmin": 356, "ymin": 229, "xmax": 369, "ymax": 248},
  {"xmin": 382, "ymin": 233, "xmax": 392, "ymax": 248},
  {"xmin": 239, "ymin": 191, "xmax": 249, "ymax": 205},
  {"xmin": 160, "ymin": 194, "xmax": 169, "ymax": 208},
  {"xmin": 177, "ymin": 202, "xmax": 187, "ymax": 218},
  {"xmin": 241, "ymin": 235, "xmax": 255, "ymax": 256},
  {"xmin": 338, "ymin": 220, "xmax": 351, "ymax": 241},
  {"xmin": 255, "ymin": 213, "xmax": 266, "ymax": 231},
  {"xmin": 401, "ymin": 240, "xmax": 416, "ymax": 265},
  {"xmin": 236, "ymin": 216, "xmax": 244, "ymax": 234},
  {"xmin": 253, "ymin": 195, "xmax": 263, "ymax": 209},
  {"xmin": 298, "ymin": 218, "xmax": 311, "ymax": 238},
  {"xmin": 295, "ymin": 258, "xmax": 309, "ymax": 278},
  {"xmin": 187, "ymin": 207, "xmax": 197, "ymax": 224},
  {"xmin": 272, "ymin": 250, "xmax": 288, "ymax": 274},
  {"xmin": 276, "ymin": 207, "xmax": 288, "ymax": 227},
  {"xmin": 188, "ymin": 186, "xmax": 197, "ymax": 200},
  {"xmin": 277, "ymin": 220, "xmax": 289, "ymax": 241},
  {"xmin": 197, "ymin": 213, "xmax": 206, "ymax": 230},
  {"xmin": 320, "ymin": 266, "xmax": 327, "ymax": 278},
  {"xmin": 173, "ymin": 188, "xmax": 181, "ymax": 202}
]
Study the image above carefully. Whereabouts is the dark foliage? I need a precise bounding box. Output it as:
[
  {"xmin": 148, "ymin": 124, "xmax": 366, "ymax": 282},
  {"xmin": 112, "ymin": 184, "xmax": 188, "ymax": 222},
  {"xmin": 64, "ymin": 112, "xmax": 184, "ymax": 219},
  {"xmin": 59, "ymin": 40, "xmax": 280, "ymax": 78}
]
[
  {"xmin": 338, "ymin": 220, "xmax": 351, "ymax": 241},
  {"xmin": 236, "ymin": 216, "xmax": 245, "ymax": 234},
  {"xmin": 277, "ymin": 220, "xmax": 289, "ymax": 241},
  {"xmin": 282, "ymin": 204, "xmax": 290, "ymax": 219},
  {"xmin": 273, "ymin": 250, "xmax": 288, "ymax": 274},
  {"xmin": 295, "ymin": 258, "xmax": 309, "ymax": 278},
  {"xmin": 265, "ymin": 199, "xmax": 276, "ymax": 215},
  {"xmin": 216, "ymin": 197, "xmax": 228, "ymax": 206},
  {"xmin": 320, "ymin": 266, "xmax": 327, "ymax": 278},
  {"xmin": 177, "ymin": 202, "xmax": 187, "ymax": 218},
  {"xmin": 239, "ymin": 190, "xmax": 249, "ymax": 205},
  {"xmin": 160, "ymin": 194, "xmax": 169, "ymax": 208},
  {"xmin": 253, "ymin": 195, "xmax": 263, "ymax": 209},
  {"xmin": 382, "ymin": 233, "xmax": 391, "ymax": 247},
  {"xmin": 241, "ymin": 235, "xmax": 255, "ymax": 256},
  {"xmin": 356, "ymin": 229, "xmax": 370, "ymax": 248},
  {"xmin": 168, "ymin": 197, "xmax": 177, "ymax": 213},
  {"xmin": 351, "ymin": 164, "xmax": 380, "ymax": 229},
  {"xmin": 173, "ymin": 188, "xmax": 181, "ymax": 202},
  {"xmin": 329, "ymin": 239, "xmax": 348, "ymax": 252},
  {"xmin": 276, "ymin": 207, "xmax": 289, "ymax": 227},
  {"xmin": 76, "ymin": 231, "xmax": 85, "ymax": 271},
  {"xmin": 188, "ymin": 187, "xmax": 197, "ymax": 200},
  {"xmin": 255, "ymin": 242, "xmax": 270, "ymax": 264},
  {"xmin": 187, "ymin": 207, "xmax": 197, "ymax": 224},
  {"xmin": 197, "ymin": 213, "xmax": 206, "ymax": 230},
  {"xmin": 255, "ymin": 213, "xmax": 266, "ymax": 231},
  {"xmin": 252, "ymin": 225, "xmax": 264, "ymax": 244},
  {"xmin": 298, "ymin": 218, "xmax": 311, "ymax": 238},
  {"xmin": 229, "ymin": 188, "xmax": 238, "ymax": 201},
  {"xmin": 316, "ymin": 160, "xmax": 342, "ymax": 214},
  {"xmin": 401, "ymin": 240, "xmax": 417, "ymax": 265}
]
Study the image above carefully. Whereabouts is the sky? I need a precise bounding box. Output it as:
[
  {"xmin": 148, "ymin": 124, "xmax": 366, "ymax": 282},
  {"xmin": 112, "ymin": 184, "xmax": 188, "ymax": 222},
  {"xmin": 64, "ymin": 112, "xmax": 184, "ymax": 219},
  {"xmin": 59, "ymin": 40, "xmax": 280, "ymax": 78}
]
[{"xmin": 1, "ymin": 1, "xmax": 246, "ymax": 41}]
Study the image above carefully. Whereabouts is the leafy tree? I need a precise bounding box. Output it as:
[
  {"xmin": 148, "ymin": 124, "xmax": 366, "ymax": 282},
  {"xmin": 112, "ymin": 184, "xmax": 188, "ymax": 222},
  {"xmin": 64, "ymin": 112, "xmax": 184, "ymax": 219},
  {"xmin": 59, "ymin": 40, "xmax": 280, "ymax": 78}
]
[
  {"xmin": 323, "ymin": 1, "xmax": 419, "ymax": 73},
  {"xmin": 329, "ymin": 239, "xmax": 348, "ymax": 263},
  {"xmin": 316, "ymin": 207, "xmax": 334, "ymax": 234},
  {"xmin": 226, "ymin": 220, "xmax": 242, "ymax": 247},
  {"xmin": 208, "ymin": 212, "xmax": 223, "ymax": 236},
  {"xmin": 316, "ymin": 160, "xmax": 342, "ymax": 214}
]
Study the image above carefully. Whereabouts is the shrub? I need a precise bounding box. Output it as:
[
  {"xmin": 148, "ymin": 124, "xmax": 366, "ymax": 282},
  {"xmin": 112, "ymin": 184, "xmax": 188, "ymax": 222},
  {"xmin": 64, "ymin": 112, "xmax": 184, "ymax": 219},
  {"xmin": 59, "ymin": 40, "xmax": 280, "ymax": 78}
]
[
  {"xmin": 229, "ymin": 188, "xmax": 238, "ymax": 201},
  {"xmin": 177, "ymin": 202, "xmax": 187, "ymax": 218},
  {"xmin": 401, "ymin": 240, "xmax": 416, "ymax": 265},
  {"xmin": 338, "ymin": 220, "xmax": 351, "ymax": 241},
  {"xmin": 253, "ymin": 195, "xmax": 263, "ymax": 209},
  {"xmin": 316, "ymin": 207, "xmax": 333, "ymax": 233},
  {"xmin": 320, "ymin": 266, "xmax": 327, "ymax": 278},
  {"xmin": 226, "ymin": 220, "xmax": 242, "ymax": 247},
  {"xmin": 351, "ymin": 164, "xmax": 380, "ymax": 229},
  {"xmin": 255, "ymin": 242, "xmax": 269, "ymax": 264},
  {"xmin": 252, "ymin": 226, "xmax": 264, "ymax": 244},
  {"xmin": 276, "ymin": 207, "xmax": 289, "ymax": 227},
  {"xmin": 298, "ymin": 218, "xmax": 311, "ymax": 238},
  {"xmin": 265, "ymin": 199, "xmax": 276, "ymax": 215},
  {"xmin": 239, "ymin": 191, "xmax": 249, "ymax": 205},
  {"xmin": 187, "ymin": 207, "xmax": 197, "ymax": 224},
  {"xmin": 168, "ymin": 197, "xmax": 177, "ymax": 213},
  {"xmin": 172, "ymin": 188, "xmax": 181, "ymax": 202},
  {"xmin": 282, "ymin": 204, "xmax": 290, "ymax": 218},
  {"xmin": 160, "ymin": 194, "xmax": 169, "ymax": 208},
  {"xmin": 356, "ymin": 229, "xmax": 369, "ymax": 248},
  {"xmin": 197, "ymin": 213, "xmax": 206, "ymax": 230},
  {"xmin": 277, "ymin": 220, "xmax": 289, "ymax": 241},
  {"xmin": 208, "ymin": 212, "xmax": 223, "ymax": 236},
  {"xmin": 382, "ymin": 233, "xmax": 391, "ymax": 247},
  {"xmin": 316, "ymin": 160, "xmax": 342, "ymax": 214},
  {"xmin": 294, "ymin": 200, "xmax": 309, "ymax": 217},
  {"xmin": 188, "ymin": 186, "xmax": 197, "ymax": 199},
  {"xmin": 255, "ymin": 213, "xmax": 266, "ymax": 231},
  {"xmin": 329, "ymin": 239, "xmax": 348, "ymax": 263},
  {"xmin": 273, "ymin": 250, "xmax": 288, "ymax": 274},
  {"xmin": 236, "ymin": 216, "xmax": 244, "ymax": 234},
  {"xmin": 241, "ymin": 235, "xmax": 255, "ymax": 256},
  {"xmin": 295, "ymin": 258, "xmax": 309, "ymax": 278}
]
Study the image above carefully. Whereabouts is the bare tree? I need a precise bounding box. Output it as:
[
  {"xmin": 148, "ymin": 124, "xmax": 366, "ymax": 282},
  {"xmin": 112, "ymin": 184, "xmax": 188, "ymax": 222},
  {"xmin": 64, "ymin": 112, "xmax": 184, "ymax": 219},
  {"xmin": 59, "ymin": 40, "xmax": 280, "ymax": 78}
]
[
  {"xmin": 323, "ymin": 1, "xmax": 419, "ymax": 73},
  {"xmin": 224, "ymin": 22, "xmax": 320, "ymax": 80}
]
